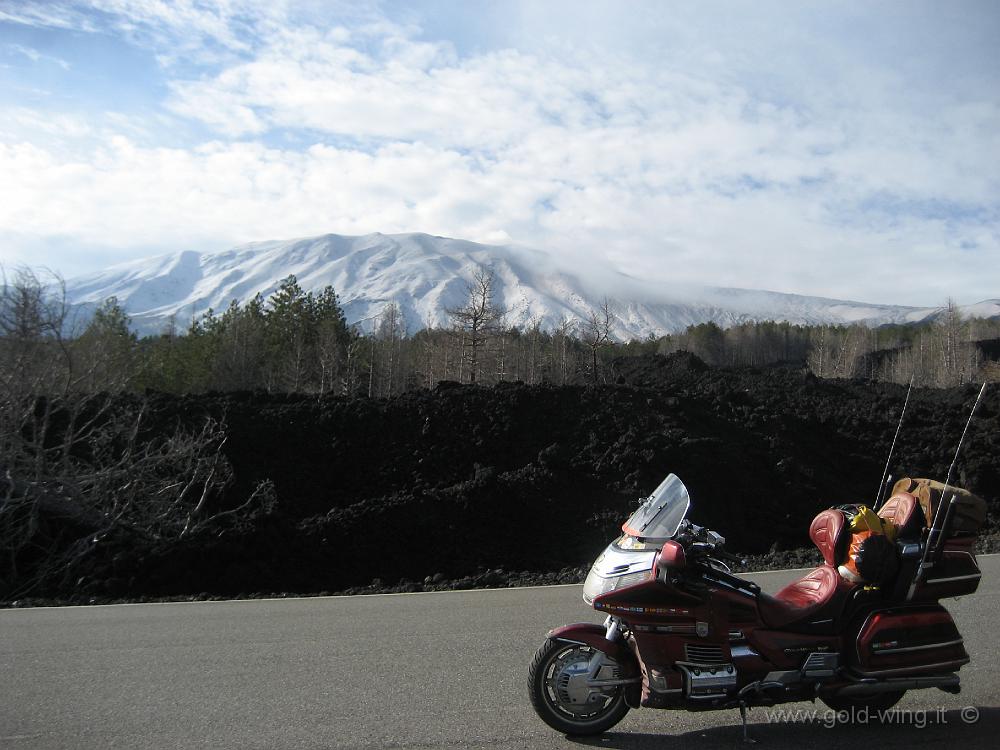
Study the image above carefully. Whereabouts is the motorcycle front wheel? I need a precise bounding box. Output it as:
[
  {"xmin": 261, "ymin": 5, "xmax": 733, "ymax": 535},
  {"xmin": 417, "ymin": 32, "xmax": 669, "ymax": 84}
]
[{"xmin": 528, "ymin": 638, "xmax": 630, "ymax": 736}]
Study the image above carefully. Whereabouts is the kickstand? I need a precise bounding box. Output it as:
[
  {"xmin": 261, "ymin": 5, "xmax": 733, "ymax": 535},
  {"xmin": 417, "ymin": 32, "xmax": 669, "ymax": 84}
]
[{"xmin": 739, "ymin": 703, "xmax": 757, "ymax": 744}]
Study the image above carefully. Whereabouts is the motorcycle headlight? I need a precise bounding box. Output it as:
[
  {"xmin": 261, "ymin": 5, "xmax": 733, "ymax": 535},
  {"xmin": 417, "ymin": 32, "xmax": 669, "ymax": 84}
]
[{"xmin": 582, "ymin": 568, "xmax": 653, "ymax": 604}]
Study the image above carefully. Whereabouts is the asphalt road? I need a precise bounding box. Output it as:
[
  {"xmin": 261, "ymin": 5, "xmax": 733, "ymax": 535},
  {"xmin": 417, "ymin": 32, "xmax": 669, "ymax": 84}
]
[{"xmin": 2, "ymin": 557, "xmax": 998, "ymax": 750}]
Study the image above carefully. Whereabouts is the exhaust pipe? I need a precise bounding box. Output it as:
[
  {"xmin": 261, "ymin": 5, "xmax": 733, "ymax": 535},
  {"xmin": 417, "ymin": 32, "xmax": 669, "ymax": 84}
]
[{"xmin": 832, "ymin": 673, "xmax": 960, "ymax": 697}]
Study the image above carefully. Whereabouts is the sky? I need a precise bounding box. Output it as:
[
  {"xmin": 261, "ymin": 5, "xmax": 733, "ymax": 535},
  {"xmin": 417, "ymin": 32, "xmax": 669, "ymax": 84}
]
[{"xmin": 0, "ymin": 0, "xmax": 997, "ymax": 306}]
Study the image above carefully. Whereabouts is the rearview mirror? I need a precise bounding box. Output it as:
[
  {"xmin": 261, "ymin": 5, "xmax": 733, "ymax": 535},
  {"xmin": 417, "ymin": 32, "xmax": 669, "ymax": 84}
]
[{"xmin": 657, "ymin": 540, "xmax": 686, "ymax": 570}]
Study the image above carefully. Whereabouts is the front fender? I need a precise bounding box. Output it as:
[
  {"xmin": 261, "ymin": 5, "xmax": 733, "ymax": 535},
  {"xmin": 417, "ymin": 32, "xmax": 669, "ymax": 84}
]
[{"xmin": 546, "ymin": 623, "xmax": 636, "ymax": 671}]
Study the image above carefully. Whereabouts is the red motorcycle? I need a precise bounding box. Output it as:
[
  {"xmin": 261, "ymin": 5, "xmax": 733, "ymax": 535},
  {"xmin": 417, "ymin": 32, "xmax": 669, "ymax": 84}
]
[{"xmin": 528, "ymin": 472, "xmax": 986, "ymax": 737}]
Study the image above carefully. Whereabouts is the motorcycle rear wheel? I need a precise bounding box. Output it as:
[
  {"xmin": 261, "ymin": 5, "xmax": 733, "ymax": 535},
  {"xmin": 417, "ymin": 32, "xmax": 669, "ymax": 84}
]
[{"xmin": 528, "ymin": 638, "xmax": 630, "ymax": 736}]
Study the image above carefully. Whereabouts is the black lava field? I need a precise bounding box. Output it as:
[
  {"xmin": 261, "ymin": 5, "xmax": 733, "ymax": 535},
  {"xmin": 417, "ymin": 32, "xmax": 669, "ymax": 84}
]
[{"xmin": 7, "ymin": 353, "xmax": 1000, "ymax": 603}]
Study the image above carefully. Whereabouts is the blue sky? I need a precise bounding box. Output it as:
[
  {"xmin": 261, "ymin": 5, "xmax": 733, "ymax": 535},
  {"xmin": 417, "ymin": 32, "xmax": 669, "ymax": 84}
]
[{"xmin": 0, "ymin": 0, "xmax": 997, "ymax": 306}]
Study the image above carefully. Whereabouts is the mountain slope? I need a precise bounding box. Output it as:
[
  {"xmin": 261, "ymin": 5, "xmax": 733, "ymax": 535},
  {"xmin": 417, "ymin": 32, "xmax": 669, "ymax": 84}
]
[{"xmin": 64, "ymin": 232, "xmax": 999, "ymax": 338}]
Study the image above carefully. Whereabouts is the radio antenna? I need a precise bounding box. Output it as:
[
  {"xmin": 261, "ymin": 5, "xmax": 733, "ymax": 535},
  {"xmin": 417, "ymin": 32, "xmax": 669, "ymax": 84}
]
[
  {"xmin": 937, "ymin": 382, "xmax": 987, "ymax": 510},
  {"xmin": 909, "ymin": 382, "xmax": 988, "ymax": 599},
  {"xmin": 874, "ymin": 375, "xmax": 913, "ymax": 510}
]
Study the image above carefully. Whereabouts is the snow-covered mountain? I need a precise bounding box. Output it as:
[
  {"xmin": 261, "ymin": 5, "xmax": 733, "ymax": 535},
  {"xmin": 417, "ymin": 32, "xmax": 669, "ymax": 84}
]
[{"xmin": 64, "ymin": 232, "xmax": 1000, "ymax": 339}]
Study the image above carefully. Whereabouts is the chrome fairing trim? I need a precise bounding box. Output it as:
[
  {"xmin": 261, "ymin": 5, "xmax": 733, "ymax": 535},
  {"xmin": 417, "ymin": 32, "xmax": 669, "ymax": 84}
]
[
  {"xmin": 924, "ymin": 573, "xmax": 981, "ymax": 584},
  {"xmin": 854, "ymin": 658, "xmax": 970, "ymax": 677},
  {"xmin": 874, "ymin": 638, "xmax": 964, "ymax": 655}
]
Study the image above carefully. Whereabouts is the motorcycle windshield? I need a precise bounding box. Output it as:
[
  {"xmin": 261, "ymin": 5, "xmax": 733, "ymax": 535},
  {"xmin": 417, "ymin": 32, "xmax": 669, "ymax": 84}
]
[{"xmin": 621, "ymin": 474, "xmax": 690, "ymax": 540}]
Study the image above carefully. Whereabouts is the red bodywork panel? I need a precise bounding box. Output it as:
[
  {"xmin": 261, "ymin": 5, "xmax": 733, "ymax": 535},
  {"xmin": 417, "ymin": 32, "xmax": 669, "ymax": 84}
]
[
  {"xmin": 547, "ymin": 622, "xmax": 636, "ymax": 668},
  {"xmin": 749, "ymin": 629, "xmax": 841, "ymax": 670}
]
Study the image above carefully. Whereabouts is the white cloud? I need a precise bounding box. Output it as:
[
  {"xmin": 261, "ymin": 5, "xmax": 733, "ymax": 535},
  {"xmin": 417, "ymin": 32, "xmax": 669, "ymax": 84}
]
[
  {"xmin": 0, "ymin": 107, "xmax": 92, "ymax": 140},
  {"xmin": 0, "ymin": 1, "xmax": 997, "ymax": 305},
  {"xmin": 0, "ymin": 3, "xmax": 98, "ymax": 33},
  {"xmin": 5, "ymin": 43, "xmax": 71, "ymax": 69},
  {"xmin": 1, "ymin": 126, "xmax": 995, "ymax": 304}
]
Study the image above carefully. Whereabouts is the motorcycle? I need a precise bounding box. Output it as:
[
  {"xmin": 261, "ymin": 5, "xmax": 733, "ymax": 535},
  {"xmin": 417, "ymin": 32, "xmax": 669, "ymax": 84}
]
[{"xmin": 527, "ymin": 472, "xmax": 986, "ymax": 737}]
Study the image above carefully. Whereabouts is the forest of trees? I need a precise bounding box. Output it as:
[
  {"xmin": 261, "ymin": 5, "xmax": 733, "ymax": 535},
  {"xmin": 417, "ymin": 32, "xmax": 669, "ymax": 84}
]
[
  {"xmin": 3, "ymin": 267, "xmax": 999, "ymax": 401},
  {"xmin": 657, "ymin": 306, "xmax": 1000, "ymax": 388}
]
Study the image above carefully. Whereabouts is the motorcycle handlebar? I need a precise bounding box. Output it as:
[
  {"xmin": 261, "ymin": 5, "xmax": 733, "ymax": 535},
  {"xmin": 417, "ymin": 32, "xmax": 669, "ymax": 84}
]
[
  {"xmin": 680, "ymin": 525, "xmax": 743, "ymax": 566},
  {"xmin": 684, "ymin": 542, "xmax": 745, "ymax": 570},
  {"xmin": 713, "ymin": 547, "xmax": 745, "ymax": 566}
]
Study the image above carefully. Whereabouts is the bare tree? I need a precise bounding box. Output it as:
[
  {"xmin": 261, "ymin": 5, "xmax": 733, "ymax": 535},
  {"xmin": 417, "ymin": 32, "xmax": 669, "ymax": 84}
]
[
  {"xmin": 0, "ymin": 267, "xmax": 74, "ymax": 395},
  {"xmin": 446, "ymin": 267, "xmax": 505, "ymax": 384},
  {"xmin": 316, "ymin": 316, "xmax": 349, "ymax": 396},
  {"xmin": 807, "ymin": 326, "xmax": 830, "ymax": 378},
  {"xmin": 582, "ymin": 297, "xmax": 615, "ymax": 384},
  {"xmin": 375, "ymin": 302, "xmax": 405, "ymax": 396},
  {"xmin": 341, "ymin": 331, "xmax": 365, "ymax": 395},
  {"xmin": 0, "ymin": 268, "xmax": 274, "ymax": 598},
  {"xmin": 525, "ymin": 316, "xmax": 543, "ymax": 385},
  {"xmin": 553, "ymin": 316, "xmax": 576, "ymax": 385},
  {"xmin": 935, "ymin": 298, "xmax": 967, "ymax": 386}
]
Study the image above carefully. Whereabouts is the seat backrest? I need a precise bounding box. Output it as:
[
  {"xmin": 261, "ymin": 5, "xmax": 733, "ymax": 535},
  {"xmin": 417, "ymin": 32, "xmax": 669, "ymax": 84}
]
[
  {"xmin": 810, "ymin": 509, "xmax": 847, "ymax": 566},
  {"xmin": 877, "ymin": 492, "xmax": 926, "ymax": 540}
]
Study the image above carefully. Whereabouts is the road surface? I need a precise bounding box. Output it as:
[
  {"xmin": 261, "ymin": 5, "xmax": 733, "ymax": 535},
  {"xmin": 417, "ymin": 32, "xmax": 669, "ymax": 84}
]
[{"xmin": 2, "ymin": 557, "xmax": 998, "ymax": 749}]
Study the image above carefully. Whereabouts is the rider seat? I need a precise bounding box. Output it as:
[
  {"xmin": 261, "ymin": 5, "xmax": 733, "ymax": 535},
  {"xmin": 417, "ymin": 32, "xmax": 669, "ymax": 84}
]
[{"xmin": 757, "ymin": 509, "xmax": 854, "ymax": 628}]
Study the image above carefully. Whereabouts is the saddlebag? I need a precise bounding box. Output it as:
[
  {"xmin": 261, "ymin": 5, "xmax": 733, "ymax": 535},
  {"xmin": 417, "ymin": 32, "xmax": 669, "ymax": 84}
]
[{"xmin": 851, "ymin": 605, "xmax": 969, "ymax": 677}]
